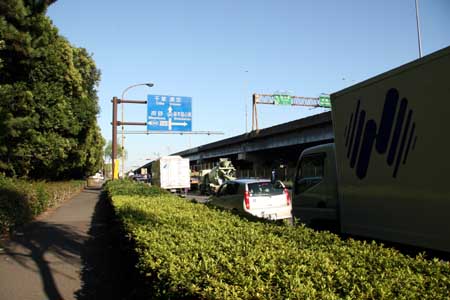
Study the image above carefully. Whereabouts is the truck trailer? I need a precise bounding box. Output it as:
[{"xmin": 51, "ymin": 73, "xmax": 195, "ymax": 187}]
[
  {"xmin": 292, "ymin": 46, "xmax": 450, "ymax": 252},
  {"xmin": 151, "ymin": 156, "xmax": 190, "ymax": 191}
]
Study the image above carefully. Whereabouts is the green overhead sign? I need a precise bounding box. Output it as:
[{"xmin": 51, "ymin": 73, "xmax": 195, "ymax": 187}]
[
  {"xmin": 273, "ymin": 95, "xmax": 292, "ymax": 105},
  {"xmin": 319, "ymin": 95, "xmax": 331, "ymax": 108}
]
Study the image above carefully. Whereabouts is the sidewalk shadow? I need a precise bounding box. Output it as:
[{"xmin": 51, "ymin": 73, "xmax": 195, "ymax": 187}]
[
  {"xmin": 3, "ymin": 221, "xmax": 86, "ymax": 300},
  {"xmin": 76, "ymin": 191, "xmax": 156, "ymax": 300},
  {"xmin": 76, "ymin": 190, "xmax": 144, "ymax": 300},
  {"xmin": 75, "ymin": 191, "xmax": 120, "ymax": 299}
]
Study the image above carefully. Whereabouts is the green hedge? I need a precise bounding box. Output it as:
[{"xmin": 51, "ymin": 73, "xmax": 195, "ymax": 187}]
[
  {"xmin": 0, "ymin": 175, "xmax": 85, "ymax": 234},
  {"xmin": 106, "ymin": 180, "xmax": 450, "ymax": 299}
]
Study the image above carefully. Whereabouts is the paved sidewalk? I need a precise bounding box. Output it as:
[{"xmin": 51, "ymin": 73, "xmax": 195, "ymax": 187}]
[{"xmin": 0, "ymin": 187, "xmax": 114, "ymax": 300}]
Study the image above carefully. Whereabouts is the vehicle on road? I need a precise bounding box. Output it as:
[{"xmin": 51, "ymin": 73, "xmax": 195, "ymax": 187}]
[
  {"xmin": 132, "ymin": 174, "xmax": 148, "ymax": 183},
  {"xmin": 200, "ymin": 158, "xmax": 236, "ymax": 195},
  {"xmin": 189, "ymin": 168, "xmax": 201, "ymax": 190},
  {"xmin": 209, "ymin": 179, "xmax": 292, "ymax": 222},
  {"xmin": 152, "ymin": 156, "xmax": 190, "ymax": 191},
  {"xmin": 292, "ymin": 46, "xmax": 450, "ymax": 252},
  {"xmin": 87, "ymin": 172, "xmax": 104, "ymax": 187}
]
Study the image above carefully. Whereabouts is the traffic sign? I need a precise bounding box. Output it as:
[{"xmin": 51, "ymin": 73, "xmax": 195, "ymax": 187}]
[
  {"xmin": 319, "ymin": 95, "xmax": 331, "ymax": 108},
  {"xmin": 147, "ymin": 95, "xmax": 192, "ymax": 131},
  {"xmin": 273, "ymin": 94, "xmax": 292, "ymax": 105}
]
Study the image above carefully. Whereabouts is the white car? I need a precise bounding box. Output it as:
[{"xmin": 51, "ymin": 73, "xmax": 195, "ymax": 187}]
[
  {"xmin": 209, "ymin": 179, "xmax": 292, "ymax": 222},
  {"xmin": 91, "ymin": 172, "xmax": 104, "ymax": 180}
]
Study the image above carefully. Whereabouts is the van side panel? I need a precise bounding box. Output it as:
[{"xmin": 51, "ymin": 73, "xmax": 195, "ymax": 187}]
[{"xmin": 331, "ymin": 46, "xmax": 450, "ymax": 252}]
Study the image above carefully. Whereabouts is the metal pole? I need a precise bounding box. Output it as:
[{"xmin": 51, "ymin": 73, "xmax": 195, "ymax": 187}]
[
  {"xmin": 252, "ymin": 94, "xmax": 258, "ymax": 131},
  {"xmin": 117, "ymin": 130, "xmax": 224, "ymax": 135},
  {"xmin": 415, "ymin": 0, "xmax": 423, "ymax": 58},
  {"xmin": 244, "ymin": 70, "xmax": 249, "ymax": 133},
  {"xmin": 112, "ymin": 97, "xmax": 118, "ymax": 180},
  {"xmin": 245, "ymin": 104, "xmax": 248, "ymax": 133},
  {"xmin": 254, "ymin": 94, "xmax": 259, "ymax": 131},
  {"xmin": 121, "ymin": 94, "xmax": 125, "ymax": 179},
  {"xmin": 120, "ymin": 83, "xmax": 153, "ymax": 179}
]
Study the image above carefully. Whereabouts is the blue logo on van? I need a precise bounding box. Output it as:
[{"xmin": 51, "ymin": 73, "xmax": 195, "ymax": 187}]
[{"xmin": 344, "ymin": 88, "xmax": 417, "ymax": 179}]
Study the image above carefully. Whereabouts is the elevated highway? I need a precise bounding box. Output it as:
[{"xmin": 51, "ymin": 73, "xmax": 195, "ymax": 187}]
[{"xmin": 174, "ymin": 111, "xmax": 333, "ymax": 181}]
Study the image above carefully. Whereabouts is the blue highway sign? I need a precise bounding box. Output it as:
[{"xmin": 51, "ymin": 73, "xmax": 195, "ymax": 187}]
[{"xmin": 147, "ymin": 95, "xmax": 192, "ymax": 131}]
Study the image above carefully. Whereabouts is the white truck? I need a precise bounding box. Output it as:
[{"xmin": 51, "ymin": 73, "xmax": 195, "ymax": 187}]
[
  {"xmin": 151, "ymin": 156, "xmax": 191, "ymax": 191},
  {"xmin": 292, "ymin": 46, "xmax": 450, "ymax": 252}
]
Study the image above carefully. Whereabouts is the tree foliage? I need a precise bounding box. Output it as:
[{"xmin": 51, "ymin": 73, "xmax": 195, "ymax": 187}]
[
  {"xmin": 104, "ymin": 140, "xmax": 127, "ymax": 162},
  {"xmin": 0, "ymin": 0, "xmax": 104, "ymax": 179}
]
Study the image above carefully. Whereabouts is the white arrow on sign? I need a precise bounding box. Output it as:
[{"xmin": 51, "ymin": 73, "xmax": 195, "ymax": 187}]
[
  {"xmin": 172, "ymin": 122, "xmax": 188, "ymax": 126},
  {"xmin": 168, "ymin": 118, "xmax": 188, "ymax": 130},
  {"xmin": 147, "ymin": 119, "xmax": 188, "ymax": 129}
]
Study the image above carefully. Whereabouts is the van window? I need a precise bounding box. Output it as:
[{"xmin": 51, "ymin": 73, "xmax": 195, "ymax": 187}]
[{"xmin": 295, "ymin": 154, "xmax": 324, "ymax": 193}]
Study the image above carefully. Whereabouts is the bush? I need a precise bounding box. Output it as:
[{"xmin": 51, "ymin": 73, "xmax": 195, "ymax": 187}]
[
  {"xmin": 105, "ymin": 180, "xmax": 166, "ymax": 198},
  {"xmin": 106, "ymin": 180, "xmax": 450, "ymax": 299},
  {"xmin": 0, "ymin": 175, "xmax": 85, "ymax": 234}
]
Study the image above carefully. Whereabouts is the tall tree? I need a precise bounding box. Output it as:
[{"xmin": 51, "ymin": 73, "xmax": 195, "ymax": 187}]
[
  {"xmin": 104, "ymin": 140, "xmax": 127, "ymax": 163},
  {"xmin": 0, "ymin": 0, "xmax": 104, "ymax": 179}
]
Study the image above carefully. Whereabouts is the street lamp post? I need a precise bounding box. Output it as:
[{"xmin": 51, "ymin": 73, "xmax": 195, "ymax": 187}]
[
  {"xmin": 120, "ymin": 82, "xmax": 154, "ymax": 178},
  {"xmin": 414, "ymin": 0, "xmax": 423, "ymax": 58},
  {"xmin": 244, "ymin": 70, "xmax": 249, "ymax": 133}
]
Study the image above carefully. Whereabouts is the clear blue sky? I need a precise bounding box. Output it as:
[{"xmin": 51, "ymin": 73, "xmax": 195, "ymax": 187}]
[{"xmin": 47, "ymin": 0, "xmax": 450, "ymax": 171}]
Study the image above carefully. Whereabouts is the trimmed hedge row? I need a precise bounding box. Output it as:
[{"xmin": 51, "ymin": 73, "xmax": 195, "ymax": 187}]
[
  {"xmin": 0, "ymin": 175, "xmax": 85, "ymax": 234},
  {"xmin": 106, "ymin": 180, "xmax": 450, "ymax": 299}
]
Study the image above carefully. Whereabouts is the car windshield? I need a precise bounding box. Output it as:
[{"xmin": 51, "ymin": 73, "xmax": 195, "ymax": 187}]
[{"xmin": 247, "ymin": 181, "xmax": 284, "ymax": 196}]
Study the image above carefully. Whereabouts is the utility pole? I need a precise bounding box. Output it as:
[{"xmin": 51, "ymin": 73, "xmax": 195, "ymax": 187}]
[
  {"xmin": 252, "ymin": 94, "xmax": 258, "ymax": 131},
  {"xmin": 111, "ymin": 97, "xmax": 147, "ymax": 180},
  {"xmin": 414, "ymin": 0, "xmax": 423, "ymax": 58},
  {"xmin": 244, "ymin": 70, "xmax": 249, "ymax": 133},
  {"xmin": 111, "ymin": 95, "xmax": 223, "ymax": 180},
  {"xmin": 111, "ymin": 97, "xmax": 118, "ymax": 180},
  {"xmin": 121, "ymin": 83, "xmax": 154, "ymax": 178}
]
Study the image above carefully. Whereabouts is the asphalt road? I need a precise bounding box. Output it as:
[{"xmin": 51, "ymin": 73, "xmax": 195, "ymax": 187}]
[
  {"xmin": 184, "ymin": 192, "xmax": 210, "ymax": 203},
  {"xmin": 0, "ymin": 187, "xmax": 123, "ymax": 300}
]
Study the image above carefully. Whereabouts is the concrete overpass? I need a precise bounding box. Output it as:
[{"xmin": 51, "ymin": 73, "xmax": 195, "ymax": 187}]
[{"xmin": 173, "ymin": 111, "xmax": 333, "ymax": 181}]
